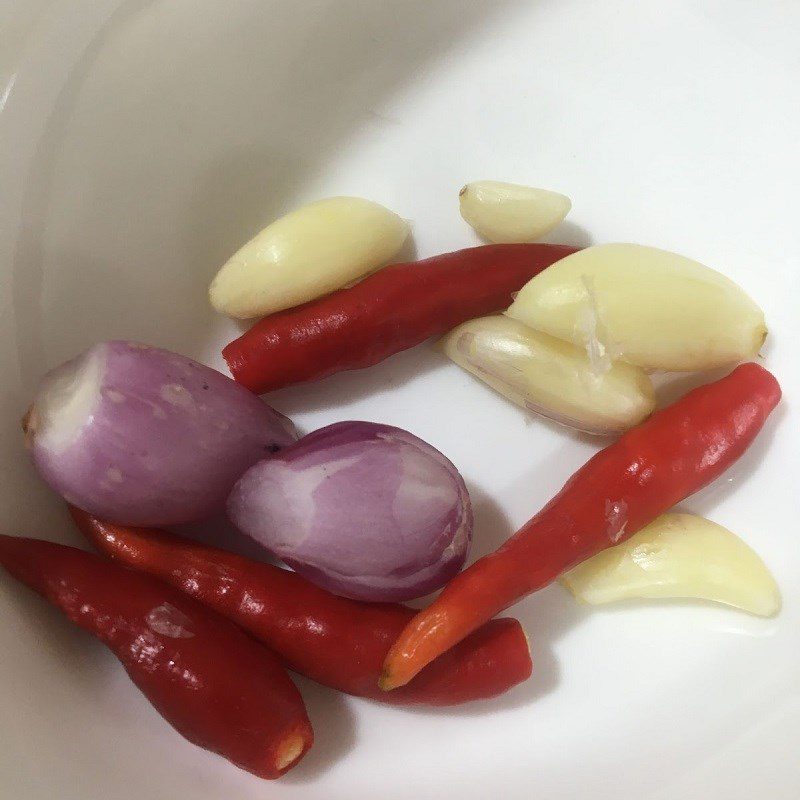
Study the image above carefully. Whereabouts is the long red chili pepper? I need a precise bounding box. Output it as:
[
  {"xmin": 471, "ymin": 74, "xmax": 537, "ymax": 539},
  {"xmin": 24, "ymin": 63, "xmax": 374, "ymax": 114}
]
[
  {"xmin": 68, "ymin": 508, "xmax": 532, "ymax": 705},
  {"xmin": 223, "ymin": 243, "xmax": 577, "ymax": 393},
  {"xmin": 381, "ymin": 363, "xmax": 781, "ymax": 689},
  {"xmin": 0, "ymin": 535, "xmax": 312, "ymax": 778}
]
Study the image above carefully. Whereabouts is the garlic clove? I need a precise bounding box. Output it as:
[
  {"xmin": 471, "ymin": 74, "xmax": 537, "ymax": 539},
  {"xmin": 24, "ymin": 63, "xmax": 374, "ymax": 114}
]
[
  {"xmin": 210, "ymin": 196, "xmax": 409, "ymax": 319},
  {"xmin": 506, "ymin": 243, "xmax": 767, "ymax": 372},
  {"xmin": 459, "ymin": 181, "xmax": 571, "ymax": 243},
  {"xmin": 562, "ymin": 513, "xmax": 781, "ymax": 617},
  {"xmin": 441, "ymin": 315, "xmax": 655, "ymax": 435}
]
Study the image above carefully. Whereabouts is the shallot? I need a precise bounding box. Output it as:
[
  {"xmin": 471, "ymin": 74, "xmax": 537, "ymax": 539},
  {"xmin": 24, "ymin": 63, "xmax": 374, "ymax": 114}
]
[
  {"xmin": 228, "ymin": 421, "xmax": 472, "ymax": 601},
  {"xmin": 24, "ymin": 341, "xmax": 297, "ymax": 525}
]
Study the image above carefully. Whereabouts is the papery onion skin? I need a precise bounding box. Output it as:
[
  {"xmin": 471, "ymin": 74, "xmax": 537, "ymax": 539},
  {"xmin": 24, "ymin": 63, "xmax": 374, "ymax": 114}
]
[
  {"xmin": 228, "ymin": 421, "xmax": 472, "ymax": 602},
  {"xmin": 25, "ymin": 341, "xmax": 297, "ymax": 526}
]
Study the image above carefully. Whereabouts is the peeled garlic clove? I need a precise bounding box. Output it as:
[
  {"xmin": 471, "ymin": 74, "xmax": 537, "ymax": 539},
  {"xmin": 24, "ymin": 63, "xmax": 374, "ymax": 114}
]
[
  {"xmin": 506, "ymin": 243, "xmax": 767, "ymax": 372},
  {"xmin": 209, "ymin": 196, "xmax": 409, "ymax": 319},
  {"xmin": 562, "ymin": 513, "xmax": 781, "ymax": 617},
  {"xmin": 440, "ymin": 315, "xmax": 655, "ymax": 435},
  {"xmin": 459, "ymin": 181, "xmax": 571, "ymax": 243}
]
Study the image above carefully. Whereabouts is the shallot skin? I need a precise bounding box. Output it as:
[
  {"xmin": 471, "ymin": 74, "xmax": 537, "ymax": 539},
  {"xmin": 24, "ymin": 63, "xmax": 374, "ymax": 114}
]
[
  {"xmin": 26, "ymin": 341, "xmax": 297, "ymax": 526},
  {"xmin": 228, "ymin": 422, "xmax": 472, "ymax": 602}
]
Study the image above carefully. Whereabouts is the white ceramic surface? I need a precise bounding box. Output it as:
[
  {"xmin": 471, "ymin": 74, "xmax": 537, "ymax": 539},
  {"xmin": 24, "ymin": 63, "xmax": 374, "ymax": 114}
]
[{"xmin": 2, "ymin": 2, "xmax": 799, "ymax": 798}]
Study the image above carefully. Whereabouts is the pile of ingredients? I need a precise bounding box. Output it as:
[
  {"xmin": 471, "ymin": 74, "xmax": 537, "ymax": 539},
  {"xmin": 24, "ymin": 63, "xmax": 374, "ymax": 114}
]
[{"xmin": 3, "ymin": 182, "xmax": 781, "ymax": 778}]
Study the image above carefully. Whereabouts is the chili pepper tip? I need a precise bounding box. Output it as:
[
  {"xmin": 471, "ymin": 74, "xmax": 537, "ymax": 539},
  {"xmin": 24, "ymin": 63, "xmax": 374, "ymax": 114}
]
[
  {"xmin": 275, "ymin": 733, "xmax": 309, "ymax": 773},
  {"xmin": 377, "ymin": 670, "xmax": 396, "ymax": 692}
]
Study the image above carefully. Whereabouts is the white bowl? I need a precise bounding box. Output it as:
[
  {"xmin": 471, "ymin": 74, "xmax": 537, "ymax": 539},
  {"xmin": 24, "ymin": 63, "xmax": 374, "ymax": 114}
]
[{"xmin": 2, "ymin": 2, "xmax": 799, "ymax": 798}]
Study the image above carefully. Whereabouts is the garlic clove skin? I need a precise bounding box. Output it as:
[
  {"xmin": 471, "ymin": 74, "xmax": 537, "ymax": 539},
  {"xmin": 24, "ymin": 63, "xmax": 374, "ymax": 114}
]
[
  {"xmin": 441, "ymin": 315, "xmax": 655, "ymax": 435},
  {"xmin": 562, "ymin": 512, "xmax": 781, "ymax": 617}
]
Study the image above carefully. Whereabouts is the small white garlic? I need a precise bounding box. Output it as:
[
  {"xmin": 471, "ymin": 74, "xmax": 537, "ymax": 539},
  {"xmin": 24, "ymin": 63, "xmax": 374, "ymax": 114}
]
[
  {"xmin": 507, "ymin": 243, "xmax": 767, "ymax": 372},
  {"xmin": 440, "ymin": 315, "xmax": 655, "ymax": 435},
  {"xmin": 210, "ymin": 196, "xmax": 408, "ymax": 319},
  {"xmin": 459, "ymin": 180, "xmax": 571, "ymax": 243},
  {"xmin": 562, "ymin": 513, "xmax": 781, "ymax": 617}
]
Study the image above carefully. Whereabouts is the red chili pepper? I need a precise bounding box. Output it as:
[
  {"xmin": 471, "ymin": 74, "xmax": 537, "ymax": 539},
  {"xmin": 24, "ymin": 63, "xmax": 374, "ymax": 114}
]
[
  {"xmin": 0, "ymin": 535, "xmax": 312, "ymax": 778},
  {"xmin": 223, "ymin": 243, "xmax": 578, "ymax": 393},
  {"xmin": 68, "ymin": 509, "xmax": 532, "ymax": 705},
  {"xmin": 381, "ymin": 363, "xmax": 781, "ymax": 689}
]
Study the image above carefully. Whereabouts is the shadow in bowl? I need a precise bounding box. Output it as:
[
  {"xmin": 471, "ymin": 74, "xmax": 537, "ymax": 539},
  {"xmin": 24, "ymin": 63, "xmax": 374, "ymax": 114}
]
[
  {"xmin": 539, "ymin": 220, "xmax": 593, "ymax": 249},
  {"xmin": 171, "ymin": 514, "xmax": 276, "ymax": 564},
  {"xmin": 651, "ymin": 366, "xmax": 733, "ymax": 408}
]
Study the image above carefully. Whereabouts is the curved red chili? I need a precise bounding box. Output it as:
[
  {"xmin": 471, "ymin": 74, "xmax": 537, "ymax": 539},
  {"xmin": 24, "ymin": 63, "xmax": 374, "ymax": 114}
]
[
  {"xmin": 381, "ymin": 362, "xmax": 782, "ymax": 689},
  {"xmin": 0, "ymin": 535, "xmax": 312, "ymax": 778},
  {"xmin": 68, "ymin": 508, "xmax": 532, "ymax": 705},
  {"xmin": 223, "ymin": 243, "xmax": 578, "ymax": 393}
]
